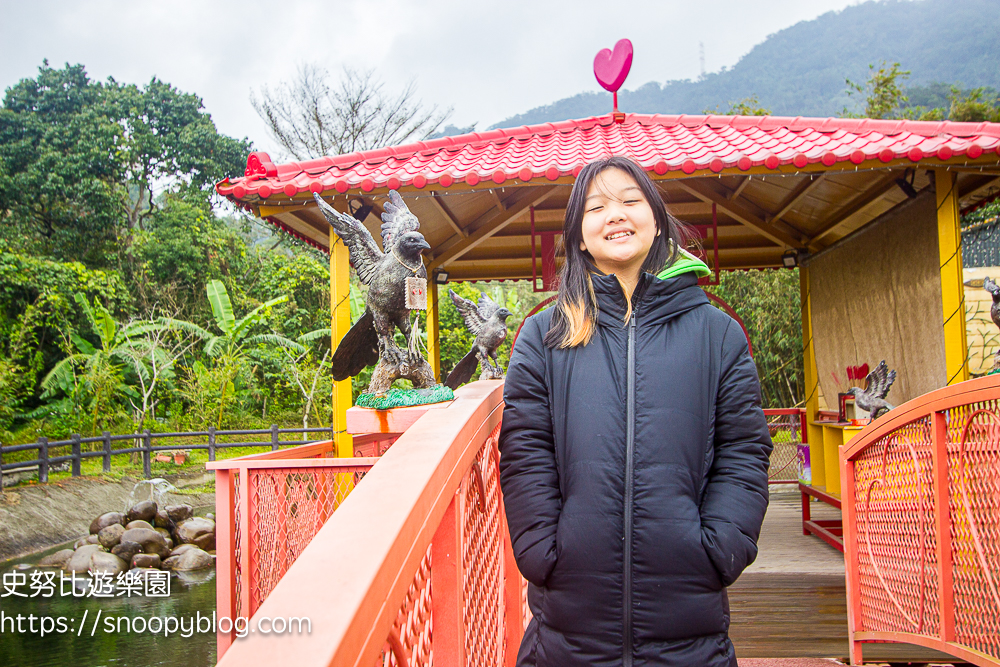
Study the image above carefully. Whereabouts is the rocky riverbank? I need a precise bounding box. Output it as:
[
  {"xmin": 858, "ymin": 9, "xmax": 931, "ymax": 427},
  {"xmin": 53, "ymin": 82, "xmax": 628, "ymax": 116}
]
[{"xmin": 0, "ymin": 473, "xmax": 214, "ymax": 562}]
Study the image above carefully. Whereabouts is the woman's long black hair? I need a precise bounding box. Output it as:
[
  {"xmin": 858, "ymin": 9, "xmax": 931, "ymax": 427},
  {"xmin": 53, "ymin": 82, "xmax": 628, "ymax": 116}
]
[{"xmin": 544, "ymin": 156, "xmax": 687, "ymax": 349}]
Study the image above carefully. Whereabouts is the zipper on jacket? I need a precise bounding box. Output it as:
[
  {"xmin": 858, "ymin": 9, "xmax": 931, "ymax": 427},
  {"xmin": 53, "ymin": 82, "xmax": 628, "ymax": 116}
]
[{"xmin": 623, "ymin": 314, "xmax": 636, "ymax": 667}]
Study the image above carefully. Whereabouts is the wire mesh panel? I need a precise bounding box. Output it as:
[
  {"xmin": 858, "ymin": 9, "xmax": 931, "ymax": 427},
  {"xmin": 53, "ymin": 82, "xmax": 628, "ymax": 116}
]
[
  {"xmin": 947, "ymin": 403, "xmax": 1000, "ymax": 660},
  {"xmin": 765, "ymin": 411, "xmax": 803, "ymax": 483},
  {"xmin": 247, "ymin": 466, "xmax": 370, "ymax": 616},
  {"xmin": 852, "ymin": 416, "xmax": 940, "ymax": 637},
  {"xmin": 461, "ymin": 423, "xmax": 506, "ymax": 667},
  {"xmin": 378, "ymin": 547, "xmax": 433, "ymax": 667}
]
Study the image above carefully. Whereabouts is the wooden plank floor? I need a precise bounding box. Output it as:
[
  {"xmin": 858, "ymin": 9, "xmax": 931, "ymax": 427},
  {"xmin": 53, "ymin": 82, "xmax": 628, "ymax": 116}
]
[{"xmin": 730, "ymin": 488, "xmax": 963, "ymax": 666}]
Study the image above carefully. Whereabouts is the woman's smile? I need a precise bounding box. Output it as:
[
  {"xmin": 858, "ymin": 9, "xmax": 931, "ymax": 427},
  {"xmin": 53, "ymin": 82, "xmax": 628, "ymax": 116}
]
[{"xmin": 579, "ymin": 167, "xmax": 657, "ymax": 281}]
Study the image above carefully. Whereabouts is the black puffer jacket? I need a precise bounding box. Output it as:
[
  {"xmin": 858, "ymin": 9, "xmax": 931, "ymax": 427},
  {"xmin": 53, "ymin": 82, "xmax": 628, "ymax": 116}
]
[{"xmin": 498, "ymin": 271, "xmax": 772, "ymax": 667}]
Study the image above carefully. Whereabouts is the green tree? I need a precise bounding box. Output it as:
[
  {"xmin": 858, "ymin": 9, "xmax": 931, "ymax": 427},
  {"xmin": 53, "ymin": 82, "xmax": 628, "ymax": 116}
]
[
  {"xmin": 40, "ymin": 293, "xmax": 163, "ymax": 433},
  {"xmin": 704, "ymin": 95, "xmax": 771, "ymax": 116},
  {"xmin": 706, "ymin": 269, "xmax": 803, "ymax": 408},
  {"xmin": 0, "ymin": 62, "xmax": 252, "ymax": 267},
  {"xmin": 843, "ymin": 61, "xmax": 910, "ymax": 119},
  {"xmin": 0, "ymin": 62, "xmax": 124, "ymax": 263}
]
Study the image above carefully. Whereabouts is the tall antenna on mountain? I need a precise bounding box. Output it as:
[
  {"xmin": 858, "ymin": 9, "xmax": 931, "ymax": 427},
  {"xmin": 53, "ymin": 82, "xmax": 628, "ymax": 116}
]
[{"xmin": 699, "ymin": 42, "xmax": 705, "ymax": 79}]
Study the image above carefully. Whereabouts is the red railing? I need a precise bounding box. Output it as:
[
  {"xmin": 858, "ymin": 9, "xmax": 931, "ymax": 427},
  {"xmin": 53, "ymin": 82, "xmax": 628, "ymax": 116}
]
[
  {"xmin": 214, "ymin": 381, "xmax": 524, "ymax": 667},
  {"xmin": 208, "ymin": 437, "xmax": 393, "ymax": 656},
  {"xmin": 764, "ymin": 407, "xmax": 808, "ymax": 484},
  {"xmin": 840, "ymin": 375, "xmax": 1000, "ymax": 667}
]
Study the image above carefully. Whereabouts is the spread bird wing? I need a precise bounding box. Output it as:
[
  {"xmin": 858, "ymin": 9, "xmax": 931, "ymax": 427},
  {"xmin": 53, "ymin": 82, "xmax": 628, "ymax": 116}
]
[
  {"xmin": 313, "ymin": 194, "xmax": 382, "ymax": 285},
  {"xmin": 865, "ymin": 360, "xmax": 897, "ymax": 400},
  {"xmin": 477, "ymin": 292, "xmax": 501, "ymax": 320},
  {"xmin": 449, "ymin": 289, "xmax": 485, "ymax": 336},
  {"xmin": 985, "ymin": 276, "xmax": 1000, "ymax": 296},
  {"xmin": 380, "ymin": 190, "xmax": 421, "ymax": 249}
]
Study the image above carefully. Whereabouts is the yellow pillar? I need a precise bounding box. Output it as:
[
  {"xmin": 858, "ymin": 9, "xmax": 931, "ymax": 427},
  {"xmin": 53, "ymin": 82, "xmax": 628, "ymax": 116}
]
[
  {"xmin": 330, "ymin": 236, "xmax": 354, "ymax": 457},
  {"xmin": 801, "ymin": 266, "xmax": 825, "ymax": 488},
  {"xmin": 935, "ymin": 169, "xmax": 970, "ymax": 385},
  {"xmin": 427, "ymin": 282, "xmax": 441, "ymax": 381}
]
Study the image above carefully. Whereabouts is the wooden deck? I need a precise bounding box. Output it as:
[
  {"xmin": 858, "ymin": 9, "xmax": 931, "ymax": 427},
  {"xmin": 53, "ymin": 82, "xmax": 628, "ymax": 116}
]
[{"xmin": 731, "ymin": 487, "xmax": 963, "ymax": 665}]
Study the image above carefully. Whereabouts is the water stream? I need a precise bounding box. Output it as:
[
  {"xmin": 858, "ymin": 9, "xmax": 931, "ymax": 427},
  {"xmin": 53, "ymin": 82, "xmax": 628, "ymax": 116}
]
[
  {"xmin": 1, "ymin": 477, "xmax": 218, "ymax": 667},
  {"xmin": 0, "ymin": 541, "xmax": 218, "ymax": 667}
]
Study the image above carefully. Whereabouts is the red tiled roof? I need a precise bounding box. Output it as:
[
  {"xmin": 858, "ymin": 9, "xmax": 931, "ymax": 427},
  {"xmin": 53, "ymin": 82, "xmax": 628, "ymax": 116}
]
[{"xmin": 217, "ymin": 113, "xmax": 1000, "ymax": 200}]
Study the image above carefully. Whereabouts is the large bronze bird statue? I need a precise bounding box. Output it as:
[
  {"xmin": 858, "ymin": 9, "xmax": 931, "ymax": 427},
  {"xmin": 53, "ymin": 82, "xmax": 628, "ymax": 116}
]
[
  {"xmin": 313, "ymin": 191, "xmax": 432, "ymax": 390},
  {"xmin": 848, "ymin": 360, "xmax": 897, "ymax": 423},
  {"xmin": 444, "ymin": 289, "xmax": 512, "ymax": 389}
]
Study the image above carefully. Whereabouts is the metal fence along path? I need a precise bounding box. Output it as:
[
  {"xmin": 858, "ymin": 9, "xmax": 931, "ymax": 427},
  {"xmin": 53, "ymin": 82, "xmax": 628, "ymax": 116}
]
[{"xmin": 0, "ymin": 426, "xmax": 339, "ymax": 485}]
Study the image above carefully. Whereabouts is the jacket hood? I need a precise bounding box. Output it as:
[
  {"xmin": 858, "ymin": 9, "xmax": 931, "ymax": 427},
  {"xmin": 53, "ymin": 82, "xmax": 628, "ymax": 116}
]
[{"xmin": 592, "ymin": 248, "xmax": 709, "ymax": 327}]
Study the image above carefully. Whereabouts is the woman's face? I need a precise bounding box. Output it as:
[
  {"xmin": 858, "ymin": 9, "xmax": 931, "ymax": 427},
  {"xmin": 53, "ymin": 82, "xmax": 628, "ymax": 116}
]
[{"xmin": 579, "ymin": 168, "xmax": 658, "ymax": 281}]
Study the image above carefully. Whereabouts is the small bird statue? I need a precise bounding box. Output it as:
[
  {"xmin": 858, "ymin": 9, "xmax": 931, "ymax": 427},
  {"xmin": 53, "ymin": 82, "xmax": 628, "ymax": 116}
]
[
  {"xmin": 313, "ymin": 191, "xmax": 435, "ymax": 395},
  {"xmin": 848, "ymin": 360, "xmax": 897, "ymax": 423},
  {"xmin": 985, "ymin": 276, "xmax": 1000, "ymax": 328},
  {"xmin": 983, "ymin": 277, "xmax": 1000, "ymax": 372},
  {"xmin": 444, "ymin": 290, "xmax": 512, "ymax": 389}
]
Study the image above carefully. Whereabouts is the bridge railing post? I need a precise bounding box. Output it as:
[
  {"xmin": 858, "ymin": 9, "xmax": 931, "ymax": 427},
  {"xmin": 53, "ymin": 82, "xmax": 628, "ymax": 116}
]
[
  {"xmin": 931, "ymin": 410, "xmax": 956, "ymax": 642},
  {"xmin": 215, "ymin": 468, "xmax": 238, "ymax": 658},
  {"xmin": 431, "ymin": 489, "xmax": 466, "ymax": 667},
  {"xmin": 840, "ymin": 443, "xmax": 862, "ymax": 666}
]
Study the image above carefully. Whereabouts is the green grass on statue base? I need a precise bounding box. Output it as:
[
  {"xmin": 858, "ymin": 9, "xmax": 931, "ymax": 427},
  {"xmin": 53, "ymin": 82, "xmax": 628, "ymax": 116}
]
[{"xmin": 356, "ymin": 385, "xmax": 455, "ymax": 410}]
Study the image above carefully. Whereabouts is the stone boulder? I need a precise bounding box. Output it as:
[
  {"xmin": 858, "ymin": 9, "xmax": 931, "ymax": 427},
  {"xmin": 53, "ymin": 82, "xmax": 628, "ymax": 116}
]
[
  {"xmin": 125, "ymin": 519, "xmax": 154, "ymax": 531},
  {"xmin": 131, "ymin": 553, "xmax": 161, "ymax": 569},
  {"xmin": 111, "ymin": 541, "xmax": 142, "ymax": 564},
  {"xmin": 90, "ymin": 552, "xmax": 127, "ymax": 575},
  {"xmin": 89, "ymin": 512, "xmax": 125, "ymax": 535},
  {"xmin": 175, "ymin": 517, "xmax": 215, "ymax": 551},
  {"xmin": 65, "ymin": 544, "xmax": 104, "ymax": 573},
  {"xmin": 165, "ymin": 504, "xmax": 193, "ymax": 524},
  {"xmin": 154, "ymin": 510, "xmax": 172, "ymax": 529},
  {"xmin": 120, "ymin": 528, "xmax": 170, "ymax": 559},
  {"xmin": 37, "ymin": 549, "xmax": 74, "ymax": 568},
  {"xmin": 169, "ymin": 544, "xmax": 197, "ymax": 558},
  {"xmin": 163, "ymin": 547, "xmax": 213, "ymax": 571},
  {"xmin": 126, "ymin": 501, "xmax": 157, "ymax": 523},
  {"xmin": 98, "ymin": 524, "xmax": 125, "ymax": 550}
]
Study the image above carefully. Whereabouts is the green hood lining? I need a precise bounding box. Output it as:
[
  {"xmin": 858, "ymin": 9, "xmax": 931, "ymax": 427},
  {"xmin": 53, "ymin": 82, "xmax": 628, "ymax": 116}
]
[{"xmin": 656, "ymin": 247, "xmax": 712, "ymax": 280}]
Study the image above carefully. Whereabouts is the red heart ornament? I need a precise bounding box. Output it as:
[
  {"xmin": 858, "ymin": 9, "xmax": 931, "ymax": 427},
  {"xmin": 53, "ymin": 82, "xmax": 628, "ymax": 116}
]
[{"xmin": 593, "ymin": 38, "xmax": 633, "ymax": 93}]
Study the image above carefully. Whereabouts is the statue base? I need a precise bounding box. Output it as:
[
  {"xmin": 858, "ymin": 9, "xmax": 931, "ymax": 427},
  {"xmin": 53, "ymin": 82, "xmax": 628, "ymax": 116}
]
[{"xmin": 356, "ymin": 385, "xmax": 455, "ymax": 410}]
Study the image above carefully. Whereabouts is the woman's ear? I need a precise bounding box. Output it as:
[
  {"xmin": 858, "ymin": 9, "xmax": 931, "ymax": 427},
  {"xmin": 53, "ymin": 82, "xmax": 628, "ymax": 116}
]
[{"xmin": 579, "ymin": 240, "xmax": 587, "ymax": 252}]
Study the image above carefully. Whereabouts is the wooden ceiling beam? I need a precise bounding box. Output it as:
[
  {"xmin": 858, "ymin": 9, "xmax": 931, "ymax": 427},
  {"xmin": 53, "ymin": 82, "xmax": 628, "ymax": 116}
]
[
  {"xmin": 428, "ymin": 192, "xmax": 467, "ymax": 238},
  {"xmin": 728, "ymin": 176, "xmax": 751, "ymax": 200},
  {"xmin": 427, "ymin": 186, "xmax": 559, "ymax": 270},
  {"xmin": 807, "ymin": 172, "xmax": 901, "ymax": 245},
  {"xmin": 674, "ymin": 180, "xmax": 802, "ymax": 249},
  {"xmin": 769, "ymin": 173, "xmax": 827, "ymax": 225},
  {"xmin": 959, "ymin": 174, "xmax": 1000, "ymax": 200}
]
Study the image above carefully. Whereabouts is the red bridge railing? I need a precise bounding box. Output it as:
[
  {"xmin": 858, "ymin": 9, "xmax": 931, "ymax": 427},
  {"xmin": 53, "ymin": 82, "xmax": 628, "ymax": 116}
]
[
  {"xmin": 840, "ymin": 375, "xmax": 1000, "ymax": 667},
  {"xmin": 207, "ymin": 437, "xmax": 391, "ymax": 655},
  {"xmin": 214, "ymin": 381, "xmax": 524, "ymax": 667}
]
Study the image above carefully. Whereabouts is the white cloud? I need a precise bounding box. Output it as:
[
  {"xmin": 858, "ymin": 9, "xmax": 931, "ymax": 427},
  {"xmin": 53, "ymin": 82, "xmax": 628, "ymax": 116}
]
[{"xmin": 0, "ymin": 0, "xmax": 867, "ymax": 157}]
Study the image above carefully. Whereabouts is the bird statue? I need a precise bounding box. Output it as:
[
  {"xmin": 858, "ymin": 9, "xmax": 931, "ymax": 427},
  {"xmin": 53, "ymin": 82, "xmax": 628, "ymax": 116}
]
[
  {"xmin": 985, "ymin": 276, "xmax": 1000, "ymax": 328},
  {"xmin": 983, "ymin": 276, "xmax": 1000, "ymax": 372},
  {"xmin": 444, "ymin": 290, "xmax": 512, "ymax": 389},
  {"xmin": 313, "ymin": 191, "xmax": 436, "ymax": 395},
  {"xmin": 848, "ymin": 360, "xmax": 897, "ymax": 423}
]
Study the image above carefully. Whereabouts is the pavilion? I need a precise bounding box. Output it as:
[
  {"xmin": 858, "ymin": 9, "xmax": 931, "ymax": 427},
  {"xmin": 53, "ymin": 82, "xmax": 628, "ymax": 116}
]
[{"xmin": 216, "ymin": 112, "xmax": 1000, "ymax": 496}]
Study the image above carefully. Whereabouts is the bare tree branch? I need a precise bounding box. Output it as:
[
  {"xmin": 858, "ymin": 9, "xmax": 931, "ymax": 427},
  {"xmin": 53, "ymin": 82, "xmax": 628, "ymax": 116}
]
[{"xmin": 251, "ymin": 64, "xmax": 452, "ymax": 160}]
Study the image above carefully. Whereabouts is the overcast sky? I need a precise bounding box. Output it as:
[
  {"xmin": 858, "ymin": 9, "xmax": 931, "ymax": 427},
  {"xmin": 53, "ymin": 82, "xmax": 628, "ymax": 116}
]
[{"xmin": 2, "ymin": 0, "xmax": 870, "ymax": 158}]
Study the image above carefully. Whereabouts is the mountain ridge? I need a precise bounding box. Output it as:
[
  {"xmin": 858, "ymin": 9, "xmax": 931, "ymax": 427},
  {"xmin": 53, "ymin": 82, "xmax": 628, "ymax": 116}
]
[{"xmin": 490, "ymin": 0, "xmax": 1000, "ymax": 129}]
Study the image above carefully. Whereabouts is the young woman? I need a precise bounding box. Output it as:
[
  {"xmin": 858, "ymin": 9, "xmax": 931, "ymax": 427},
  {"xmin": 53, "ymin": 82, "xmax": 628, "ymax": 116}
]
[{"xmin": 498, "ymin": 156, "xmax": 773, "ymax": 667}]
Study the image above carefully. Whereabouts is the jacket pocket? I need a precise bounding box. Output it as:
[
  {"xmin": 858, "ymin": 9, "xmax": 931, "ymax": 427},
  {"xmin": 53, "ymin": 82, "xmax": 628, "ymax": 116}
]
[{"xmin": 700, "ymin": 518, "xmax": 756, "ymax": 587}]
